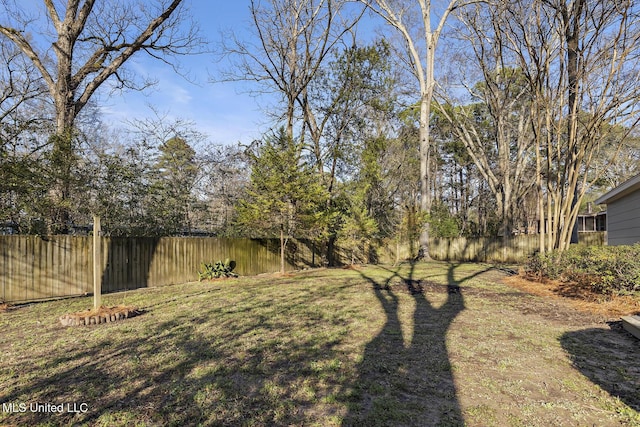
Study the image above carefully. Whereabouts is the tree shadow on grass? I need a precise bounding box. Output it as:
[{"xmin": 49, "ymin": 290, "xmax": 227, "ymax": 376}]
[
  {"xmin": 0, "ymin": 282, "xmax": 355, "ymax": 426},
  {"xmin": 100, "ymin": 236, "xmax": 159, "ymax": 293},
  {"xmin": 254, "ymin": 237, "xmax": 328, "ymax": 272},
  {"xmin": 341, "ymin": 262, "xmax": 491, "ymax": 426},
  {"xmin": 0, "ymin": 263, "xmax": 496, "ymax": 426},
  {"xmin": 560, "ymin": 322, "xmax": 640, "ymax": 413}
]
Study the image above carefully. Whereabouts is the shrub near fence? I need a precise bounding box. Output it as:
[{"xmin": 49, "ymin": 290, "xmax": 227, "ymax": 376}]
[
  {"xmin": 526, "ymin": 243, "xmax": 640, "ymax": 295},
  {"xmin": 0, "ymin": 232, "xmax": 606, "ymax": 304},
  {"xmin": 0, "ymin": 236, "xmax": 324, "ymax": 304}
]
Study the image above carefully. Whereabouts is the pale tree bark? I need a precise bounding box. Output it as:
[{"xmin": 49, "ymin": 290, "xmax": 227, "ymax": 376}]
[
  {"xmin": 358, "ymin": 0, "xmax": 475, "ymax": 259},
  {"xmin": 438, "ymin": 3, "xmax": 535, "ymax": 249},
  {"xmin": 1, "ymin": 0, "xmax": 197, "ymax": 135},
  {"xmin": 497, "ymin": 0, "xmax": 640, "ymax": 251},
  {"xmin": 281, "ymin": 224, "xmax": 286, "ymax": 274},
  {"xmin": 0, "ymin": 0, "xmax": 200, "ymax": 233}
]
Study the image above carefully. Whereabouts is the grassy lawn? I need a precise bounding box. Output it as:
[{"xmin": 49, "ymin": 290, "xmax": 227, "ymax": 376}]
[{"xmin": 1, "ymin": 261, "xmax": 638, "ymax": 426}]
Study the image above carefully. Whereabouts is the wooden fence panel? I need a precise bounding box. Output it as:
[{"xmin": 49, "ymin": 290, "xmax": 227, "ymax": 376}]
[
  {"xmin": 578, "ymin": 232, "xmax": 606, "ymax": 246},
  {"xmin": 1, "ymin": 236, "xmax": 302, "ymax": 303},
  {"xmin": 428, "ymin": 235, "xmax": 540, "ymax": 263},
  {"xmin": 422, "ymin": 232, "xmax": 604, "ymax": 263},
  {"xmin": 0, "ymin": 232, "xmax": 608, "ymax": 304},
  {"xmin": 0, "ymin": 236, "xmax": 92, "ymax": 303}
]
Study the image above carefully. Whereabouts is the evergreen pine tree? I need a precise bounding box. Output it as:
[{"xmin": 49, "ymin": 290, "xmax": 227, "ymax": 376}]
[{"xmin": 237, "ymin": 128, "xmax": 328, "ymax": 273}]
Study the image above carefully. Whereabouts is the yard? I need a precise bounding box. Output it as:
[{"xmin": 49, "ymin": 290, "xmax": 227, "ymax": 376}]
[{"xmin": 0, "ymin": 262, "xmax": 638, "ymax": 426}]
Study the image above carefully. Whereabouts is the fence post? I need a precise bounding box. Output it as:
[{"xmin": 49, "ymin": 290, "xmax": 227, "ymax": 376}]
[{"xmin": 93, "ymin": 216, "xmax": 101, "ymax": 310}]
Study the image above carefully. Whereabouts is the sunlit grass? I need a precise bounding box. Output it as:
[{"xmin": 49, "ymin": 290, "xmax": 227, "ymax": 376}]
[{"xmin": 0, "ymin": 262, "xmax": 637, "ymax": 426}]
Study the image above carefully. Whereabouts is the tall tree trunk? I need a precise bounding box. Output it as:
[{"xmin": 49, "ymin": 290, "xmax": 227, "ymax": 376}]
[
  {"xmin": 501, "ymin": 187, "xmax": 512, "ymax": 260},
  {"xmin": 562, "ymin": 0, "xmax": 585, "ymax": 250},
  {"xmin": 536, "ymin": 135, "xmax": 545, "ymax": 254},
  {"xmin": 359, "ymin": 0, "xmax": 461, "ymax": 261},
  {"xmin": 1, "ymin": 0, "xmax": 192, "ymax": 234},
  {"xmin": 418, "ymin": 94, "xmax": 432, "ymax": 259},
  {"xmin": 280, "ymin": 224, "xmax": 286, "ymax": 274},
  {"xmin": 48, "ymin": 129, "xmax": 76, "ymax": 234}
]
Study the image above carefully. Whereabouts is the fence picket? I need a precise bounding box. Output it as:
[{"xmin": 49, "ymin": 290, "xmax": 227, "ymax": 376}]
[{"xmin": 0, "ymin": 232, "xmax": 606, "ymax": 303}]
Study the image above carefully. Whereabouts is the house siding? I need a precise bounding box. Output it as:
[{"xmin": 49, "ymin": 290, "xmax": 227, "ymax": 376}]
[{"xmin": 607, "ymin": 188, "xmax": 640, "ymax": 245}]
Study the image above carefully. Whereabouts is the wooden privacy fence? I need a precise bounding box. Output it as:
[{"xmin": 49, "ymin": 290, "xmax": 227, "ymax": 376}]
[
  {"xmin": 428, "ymin": 235, "xmax": 536, "ymax": 262},
  {"xmin": 426, "ymin": 232, "xmax": 606, "ymax": 263},
  {"xmin": 0, "ymin": 236, "xmax": 323, "ymax": 303},
  {"xmin": 0, "ymin": 232, "xmax": 606, "ymax": 303},
  {"xmin": 375, "ymin": 232, "xmax": 606, "ymax": 264}
]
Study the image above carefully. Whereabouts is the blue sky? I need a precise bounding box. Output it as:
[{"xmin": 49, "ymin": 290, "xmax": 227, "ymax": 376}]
[
  {"xmin": 100, "ymin": 1, "xmax": 272, "ymax": 147},
  {"xmin": 13, "ymin": 0, "xmax": 379, "ymax": 147},
  {"xmin": 99, "ymin": 0, "xmax": 383, "ymax": 148}
]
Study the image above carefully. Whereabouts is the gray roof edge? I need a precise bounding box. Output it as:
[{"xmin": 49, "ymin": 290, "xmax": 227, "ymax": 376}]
[{"xmin": 595, "ymin": 173, "xmax": 640, "ymax": 205}]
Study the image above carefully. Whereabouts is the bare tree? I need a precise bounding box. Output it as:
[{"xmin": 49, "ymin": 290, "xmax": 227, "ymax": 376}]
[
  {"xmin": 302, "ymin": 39, "xmax": 396, "ymax": 193},
  {"xmin": 437, "ymin": 3, "xmax": 536, "ymax": 248},
  {"xmin": 0, "ymin": 0, "xmax": 202, "ymax": 232},
  {"xmin": 0, "ymin": 39, "xmax": 49, "ymax": 140},
  {"xmin": 503, "ymin": 0, "xmax": 640, "ymax": 251},
  {"xmin": 357, "ymin": 0, "xmax": 476, "ymax": 259},
  {"xmin": 0, "ymin": 0, "xmax": 200, "ymax": 134},
  {"xmin": 0, "ymin": 38, "xmax": 52, "ymax": 233},
  {"xmin": 197, "ymin": 144, "xmax": 249, "ymax": 235},
  {"xmin": 220, "ymin": 0, "xmax": 361, "ymax": 140}
]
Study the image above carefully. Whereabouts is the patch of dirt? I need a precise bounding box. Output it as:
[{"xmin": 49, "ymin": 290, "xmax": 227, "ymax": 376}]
[
  {"xmin": 503, "ymin": 275, "xmax": 640, "ymax": 319},
  {"xmin": 384, "ymin": 276, "xmax": 622, "ymax": 326},
  {"xmin": 59, "ymin": 305, "xmax": 142, "ymax": 326},
  {"xmin": 386, "ymin": 279, "xmax": 460, "ymax": 296}
]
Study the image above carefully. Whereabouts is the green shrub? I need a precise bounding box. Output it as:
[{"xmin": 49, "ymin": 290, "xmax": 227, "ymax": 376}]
[
  {"xmin": 526, "ymin": 244, "xmax": 640, "ymax": 296},
  {"xmin": 198, "ymin": 258, "xmax": 238, "ymax": 280},
  {"xmin": 429, "ymin": 201, "xmax": 461, "ymax": 238},
  {"xmin": 525, "ymin": 250, "xmax": 563, "ymax": 280}
]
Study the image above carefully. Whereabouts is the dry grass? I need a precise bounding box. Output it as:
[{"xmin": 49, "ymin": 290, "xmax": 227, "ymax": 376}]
[
  {"xmin": 0, "ymin": 262, "xmax": 638, "ymax": 426},
  {"xmin": 505, "ymin": 275, "xmax": 640, "ymax": 318}
]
